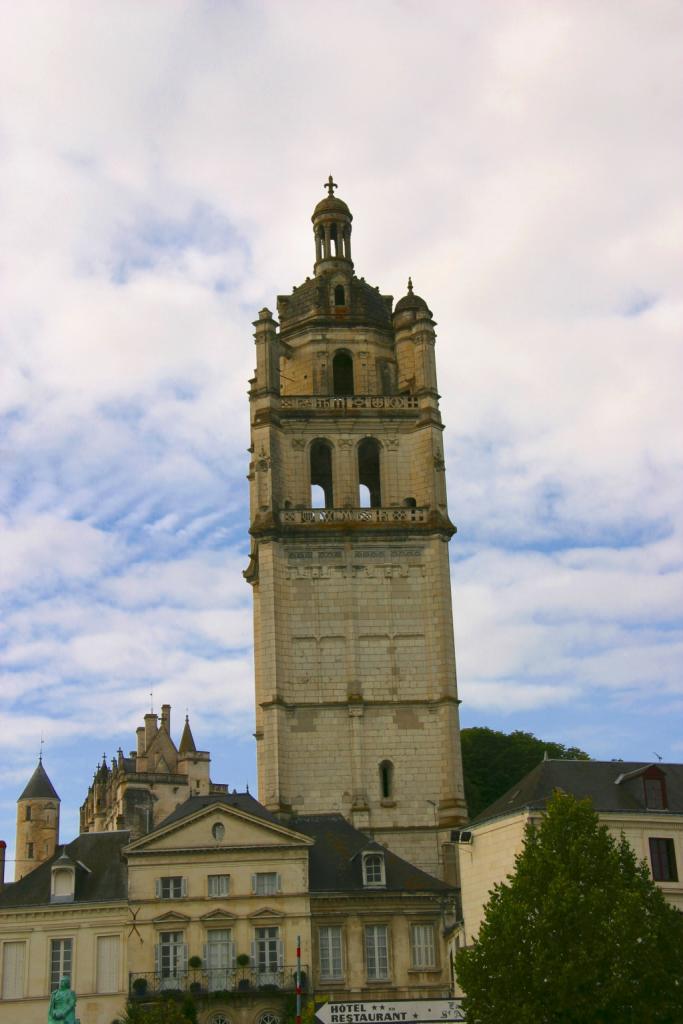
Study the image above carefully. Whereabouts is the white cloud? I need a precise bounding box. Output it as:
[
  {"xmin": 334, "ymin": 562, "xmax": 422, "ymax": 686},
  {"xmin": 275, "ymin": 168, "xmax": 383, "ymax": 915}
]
[{"xmin": 1, "ymin": 0, "xmax": 681, "ymax": 855}]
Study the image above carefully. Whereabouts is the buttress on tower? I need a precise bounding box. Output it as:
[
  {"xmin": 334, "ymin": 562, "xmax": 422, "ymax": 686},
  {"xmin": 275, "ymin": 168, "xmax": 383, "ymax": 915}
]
[{"xmin": 245, "ymin": 178, "xmax": 467, "ymax": 878}]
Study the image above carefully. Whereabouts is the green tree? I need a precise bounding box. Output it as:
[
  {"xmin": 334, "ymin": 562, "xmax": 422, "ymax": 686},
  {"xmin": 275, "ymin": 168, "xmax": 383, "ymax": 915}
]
[
  {"xmin": 456, "ymin": 790, "xmax": 683, "ymax": 1024},
  {"xmin": 461, "ymin": 727, "xmax": 589, "ymax": 819},
  {"xmin": 119, "ymin": 997, "xmax": 197, "ymax": 1024}
]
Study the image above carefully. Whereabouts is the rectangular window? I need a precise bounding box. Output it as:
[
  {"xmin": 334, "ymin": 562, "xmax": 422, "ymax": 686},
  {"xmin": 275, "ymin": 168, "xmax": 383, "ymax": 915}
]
[
  {"xmin": 157, "ymin": 876, "xmax": 185, "ymax": 899},
  {"xmin": 157, "ymin": 931, "xmax": 187, "ymax": 990},
  {"xmin": 50, "ymin": 938, "xmax": 73, "ymax": 992},
  {"xmin": 206, "ymin": 929, "xmax": 234, "ymax": 992},
  {"xmin": 410, "ymin": 924, "xmax": 436, "ymax": 968},
  {"xmin": 365, "ymin": 925, "xmax": 389, "ymax": 980},
  {"xmin": 208, "ymin": 874, "xmax": 230, "ymax": 898},
  {"xmin": 2, "ymin": 941, "xmax": 26, "ymax": 1000},
  {"xmin": 254, "ymin": 926, "xmax": 282, "ymax": 984},
  {"xmin": 96, "ymin": 935, "xmax": 120, "ymax": 994},
  {"xmin": 253, "ymin": 872, "xmax": 279, "ymax": 896},
  {"xmin": 26, "ymin": 842, "xmax": 34, "ymax": 859},
  {"xmin": 650, "ymin": 837, "xmax": 678, "ymax": 882},
  {"xmin": 319, "ymin": 926, "xmax": 343, "ymax": 980}
]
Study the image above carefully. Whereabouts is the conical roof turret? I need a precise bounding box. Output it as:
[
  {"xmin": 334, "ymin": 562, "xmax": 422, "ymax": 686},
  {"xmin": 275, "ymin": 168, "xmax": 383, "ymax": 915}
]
[
  {"xmin": 179, "ymin": 715, "xmax": 197, "ymax": 754},
  {"xmin": 18, "ymin": 758, "xmax": 60, "ymax": 801}
]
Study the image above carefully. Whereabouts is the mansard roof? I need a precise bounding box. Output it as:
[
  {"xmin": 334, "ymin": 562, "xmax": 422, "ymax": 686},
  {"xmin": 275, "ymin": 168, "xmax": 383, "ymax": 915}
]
[
  {"xmin": 0, "ymin": 831, "xmax": 129, "ymax": 908},
  {"xmin": 153, "ymin": 791, "xmax": 282, "ymax": 829},
  {"xmin": 471, "ymin": 759, "xmax": 683, "ymax": 826},
  {"xmin": 18, "ymin": 759, "xmax": 60, "ymax": 801}
]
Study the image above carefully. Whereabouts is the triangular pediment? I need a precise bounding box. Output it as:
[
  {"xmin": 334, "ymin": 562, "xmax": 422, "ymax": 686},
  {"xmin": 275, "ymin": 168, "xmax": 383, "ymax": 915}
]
[
  {"xmin": 200, "ymin": 908, "xmax": 238, "ymax": 922},
  {"xmin": 248, "ymin": 906, "xmax": 286, "ymax": 919},
  {"xmin": 125, "ymin": 800, "xmax": 313, "ymax": 855},
  {"xmin": 152, "ymin": 910, "xmax": 191, "ymax": 924}
]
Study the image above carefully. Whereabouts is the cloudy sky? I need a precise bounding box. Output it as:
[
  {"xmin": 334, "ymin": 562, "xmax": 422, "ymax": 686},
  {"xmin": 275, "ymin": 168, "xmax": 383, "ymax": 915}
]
[{"xmin": 1, "ymin": 0, "xmax": 681, "ymax": 867}]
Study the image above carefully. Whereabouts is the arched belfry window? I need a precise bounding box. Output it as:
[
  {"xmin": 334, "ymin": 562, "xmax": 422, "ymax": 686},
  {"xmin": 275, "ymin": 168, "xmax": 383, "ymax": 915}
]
[
  {"xmin": 358, "ymin": 438, "xmax": 381, "ymax": 508},
  {"xmin": 334, "ymin": 285, "xmax": 345, "ymax": 307},
  {"xmin": 330, "ymin": 222, "xmax": 339, "ymax": 257},
  {"xmin": 310, "ymin": 439, "xmax": 334, "ymax": 508},
  {"xmin": 333, "ymin": 351, "xmax": 354, "ymax": 396},
  {"xmin": 380, "ymin": 760, "xmax": 394, "ymax": 800}
]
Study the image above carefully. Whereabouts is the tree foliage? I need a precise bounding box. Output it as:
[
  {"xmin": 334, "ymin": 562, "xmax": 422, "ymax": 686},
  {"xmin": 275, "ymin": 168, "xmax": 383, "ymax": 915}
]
[
  {"xmin": 456, "ymin": 790, "xmax": 683, "ymax": 1024},
  {"xmin": 461, "ymin": 727, "xmax": 589, "ymax": 819},
  {"xmin": 118, "ymin": 996, "xmax": 197, "ymax": 1024}
]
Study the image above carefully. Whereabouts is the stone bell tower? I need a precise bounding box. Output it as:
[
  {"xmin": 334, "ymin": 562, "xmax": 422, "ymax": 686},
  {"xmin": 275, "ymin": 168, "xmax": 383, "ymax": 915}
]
[{"xmin": 245, "ymin": 177, "xmax": 467, "ymax": 877}]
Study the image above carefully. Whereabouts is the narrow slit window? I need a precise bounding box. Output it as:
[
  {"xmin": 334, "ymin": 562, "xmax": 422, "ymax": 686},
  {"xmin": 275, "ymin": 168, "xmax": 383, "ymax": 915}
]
[
  {"xmin": 358, "ymin": 438, "xmax": 381, "ymax": 508},
  {"xmin": 380, "ymin": 761, "xmax": 393, "ymax": 799},
  {"xmin": 310, "ymin": 440, "xmax": 334, "ymax": 508},
  {"xmin": 334, "ymin": 285, "xmax": 345, "ymax": 306},
  {"xmin": 333, "ymin": 351, "xmax": 354, "ymax": 395}
]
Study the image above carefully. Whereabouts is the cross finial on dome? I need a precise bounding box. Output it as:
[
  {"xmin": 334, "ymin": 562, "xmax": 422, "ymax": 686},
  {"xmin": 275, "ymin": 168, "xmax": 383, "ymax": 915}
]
[{"xmin": 324, "ymin": 174, "xmax": 338, "ymax": 197}]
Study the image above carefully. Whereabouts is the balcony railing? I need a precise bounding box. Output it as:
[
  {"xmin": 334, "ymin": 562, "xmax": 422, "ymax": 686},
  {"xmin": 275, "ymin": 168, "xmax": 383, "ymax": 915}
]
[
  {"xmin": 279, "ymin": 395, "xmax": 418, "ymax": 412},
  {"xmin": 280, "ymin": 507, "xmax": 428, "ymax": 525},
  {"xmin": 129, "ymin": 966, "xmax": 308, "ymax": 997}
]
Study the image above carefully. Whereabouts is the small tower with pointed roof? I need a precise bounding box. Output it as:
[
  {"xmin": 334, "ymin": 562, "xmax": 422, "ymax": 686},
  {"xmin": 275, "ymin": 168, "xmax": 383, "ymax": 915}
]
[{"xmin": 15, "ymin": 757, "xmax": 60, "ymax": 880}]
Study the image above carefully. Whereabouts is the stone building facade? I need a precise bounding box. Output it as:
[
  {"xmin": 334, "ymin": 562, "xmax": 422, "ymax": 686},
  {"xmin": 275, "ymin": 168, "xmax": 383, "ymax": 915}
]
[{"xmin": 245, "ymin": 178, "xmax": 467, "ymax": 877}]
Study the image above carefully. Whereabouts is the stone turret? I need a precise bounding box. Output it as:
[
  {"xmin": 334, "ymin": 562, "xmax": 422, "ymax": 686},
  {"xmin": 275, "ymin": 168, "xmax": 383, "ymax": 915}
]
[
  {"xmin": 79, "ymin": 705, "xmax": 223, "ymax": 839},
  {"xmin": 15, "ymin": 758, "xmax": 60, "ymax": 881}
]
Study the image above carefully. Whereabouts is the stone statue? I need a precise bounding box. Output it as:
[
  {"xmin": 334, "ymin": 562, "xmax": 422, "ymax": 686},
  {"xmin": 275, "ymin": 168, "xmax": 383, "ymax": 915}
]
[{"xmin": 48, "ymin": 975, "xmax": 77, "ymax": 1024}]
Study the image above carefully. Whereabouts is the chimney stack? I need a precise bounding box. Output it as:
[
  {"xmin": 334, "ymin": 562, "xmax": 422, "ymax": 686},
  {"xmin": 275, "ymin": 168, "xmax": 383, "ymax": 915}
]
[{"xmin": 161, "ymin": 704, "xmax": 171, "ymax": 733}]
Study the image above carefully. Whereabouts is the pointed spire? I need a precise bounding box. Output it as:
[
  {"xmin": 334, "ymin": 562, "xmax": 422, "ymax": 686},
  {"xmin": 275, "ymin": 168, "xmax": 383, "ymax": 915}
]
[
  {"xmin": 179, "ymin": 715, "xmax": 197, "ymax": 754},
  {"xmin": 19, "ymin": 759, "xmax": 60, "ymax": 801}
]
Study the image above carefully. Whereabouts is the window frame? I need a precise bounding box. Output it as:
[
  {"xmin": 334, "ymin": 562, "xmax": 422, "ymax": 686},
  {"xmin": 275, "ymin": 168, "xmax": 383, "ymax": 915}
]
[
  {"xmin": 2, "ymin": 939, "xmax": 27, "ymax": 1000},
  {"xmin": 409, "ymin": 922, "xmax": 437, "ymax": 970},
  {"xmin": 49, "ymin": 937, "xmax": 73, "ymax": 992},
  {"xmin": 364, "ymin": 924, "xmax": 390, "ymax": 981},
  {"xmin": 208, "ymin": 873, "xmax": 230, "ymax": 898},
  {"xmin": 649, "ymin": 837, "xmax": 678, "ymax": 882},
  {"xmin": 362, "ymin": 852, "xmax": 386, "ymax": 888},
  {"xmin": 318, "ymin": 925, "xmax": 344, "ymax": 981},
  {"xmin": 252, "ymin": 871, "xmax": 280, "ymax": 896},
  {"xmin": 157, "ymin": 876, "xmax": 186, "ymax": 899}
]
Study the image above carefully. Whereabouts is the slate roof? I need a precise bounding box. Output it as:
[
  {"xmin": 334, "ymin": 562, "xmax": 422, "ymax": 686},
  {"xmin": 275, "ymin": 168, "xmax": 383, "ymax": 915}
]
[
  {"xmin": 18, "ymin": 759, "xmax": 60, "ymax": 801},
  {"xmin": 292, "ymin": 813, "xmax": 451, "ymax": 894},
  {"xmin": 472, "ymin": 759, "xmax": 683, "ymax": 826},
  {"xmin": 0, "ymin": 831, "xmax": 129, "ymax": 909},
  {"xmin": 153, "ymin": 791, "xmax": 283, "ymax": 830}
]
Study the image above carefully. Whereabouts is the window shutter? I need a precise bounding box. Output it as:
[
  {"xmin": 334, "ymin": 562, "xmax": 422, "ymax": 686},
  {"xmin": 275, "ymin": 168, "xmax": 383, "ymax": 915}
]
[
  {"xmin": 277, "ymin": 938, "xmax": 284, "ymax": 969},
  {"xmin": 229, "ymin": 940, "xmax": 236, "ymax": 968},
  {"xmin": 203, "ymin": 943, "xmax": 207, "ymax": 966},
  {"xmin": 251, "ymin": 874, "xmax": 257, "ymax": 894},
  {"xmin": 250, "ymin": 940, "xmax": 256, "ymax": 966},
  {"xmin": 276, "ymin": 873, "xmax": 282, "ymax": 892},
  {"xmin": 181, "ymin": 877, "xmax": 187, "ymax": 897},
  {"xmin": 182, "ymin": 943, "xmax": 189, "ymax": 972},
  {"xmin": 154, "ymin": 943, "xmax": 160, "ymax": 975},
  {"xmin": 155, "ymin": 878, "xmax": 161, "ymax": 898}
]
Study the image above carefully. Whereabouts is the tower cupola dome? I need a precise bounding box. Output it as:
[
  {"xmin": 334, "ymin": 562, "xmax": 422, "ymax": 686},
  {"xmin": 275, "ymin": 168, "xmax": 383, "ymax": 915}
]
[
  {"xmin": 312, "ymin": 175, "xmax": 353, "ymax": 275},
  {"xmin": 394, "ymin": 277, "xmax": 431, "ymax": 316}
]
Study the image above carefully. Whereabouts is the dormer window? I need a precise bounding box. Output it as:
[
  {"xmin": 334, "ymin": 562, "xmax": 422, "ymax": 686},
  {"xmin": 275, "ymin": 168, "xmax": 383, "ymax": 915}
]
[
  {"xmin": 362, "ymin": 852, "xmax": 386, "ymax": 888},
  {"xmin": 51, "ymin": 856, "xmax": 76, "ymax": 903},
  {"xmin": 644, "ymin": 769, "xmax": 667, "ymax": 809}
]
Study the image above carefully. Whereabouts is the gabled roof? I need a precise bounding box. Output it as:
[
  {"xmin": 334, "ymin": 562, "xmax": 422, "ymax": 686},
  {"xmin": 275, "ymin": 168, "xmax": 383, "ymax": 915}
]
[
  {"xmin": 472, "ymin": 759, "xmax": 683, "ymax": 826},
  {"xmin": 126, "ymin": 791, "xmax": 312, "ymax": 852},
  {"xmin": 0, "ymin": 832, "xmax": 129, "ymax": 909},
  {"xmin": 291, "ymin": 813, "xmax": 451, "ymax": 893},
  {"xmin": 19, "ymin": 759, "xmax": 60, "ymax": 801}
]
